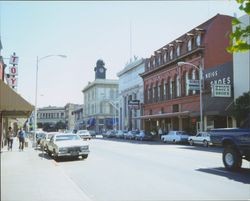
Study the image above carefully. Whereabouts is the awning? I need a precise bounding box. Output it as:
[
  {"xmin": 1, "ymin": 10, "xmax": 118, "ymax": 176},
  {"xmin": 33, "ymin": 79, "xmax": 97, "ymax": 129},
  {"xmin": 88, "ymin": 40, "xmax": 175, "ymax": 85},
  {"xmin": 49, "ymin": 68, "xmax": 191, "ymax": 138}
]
[
  {"xmin": 135, "ymin": 111, "xmax": 190, "ymax": 119},
  {"xmin": 0, "ymin": 80, "xmax": 34, "ymax": 117}
]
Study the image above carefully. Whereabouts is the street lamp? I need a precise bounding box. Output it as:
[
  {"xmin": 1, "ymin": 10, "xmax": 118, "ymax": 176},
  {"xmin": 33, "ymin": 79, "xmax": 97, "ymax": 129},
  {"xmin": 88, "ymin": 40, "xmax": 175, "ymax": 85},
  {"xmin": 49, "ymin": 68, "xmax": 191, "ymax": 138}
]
[
  {"xmin": 33, "ymin": 54, "xmax": 66, "ymax": 147},
  {"xmin": 177, "ymin": 61, "xmax": 203, "ymax": 132}
]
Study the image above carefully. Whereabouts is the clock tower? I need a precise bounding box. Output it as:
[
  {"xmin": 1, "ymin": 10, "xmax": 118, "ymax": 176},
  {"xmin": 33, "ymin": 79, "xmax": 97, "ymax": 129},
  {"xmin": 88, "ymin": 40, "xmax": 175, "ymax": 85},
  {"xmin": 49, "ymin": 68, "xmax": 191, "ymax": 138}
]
[{"xmin": 94, "ymin": 59, "xmax": 106, "ymax": 79}]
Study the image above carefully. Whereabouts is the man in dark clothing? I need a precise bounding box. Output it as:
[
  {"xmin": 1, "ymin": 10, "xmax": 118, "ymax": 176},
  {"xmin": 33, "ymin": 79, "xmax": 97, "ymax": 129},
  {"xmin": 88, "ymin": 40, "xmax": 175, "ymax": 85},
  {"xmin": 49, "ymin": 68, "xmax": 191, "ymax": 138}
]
[{"xmin": 18, "ymin": 128, "xmax": 25, "ymax": 151}]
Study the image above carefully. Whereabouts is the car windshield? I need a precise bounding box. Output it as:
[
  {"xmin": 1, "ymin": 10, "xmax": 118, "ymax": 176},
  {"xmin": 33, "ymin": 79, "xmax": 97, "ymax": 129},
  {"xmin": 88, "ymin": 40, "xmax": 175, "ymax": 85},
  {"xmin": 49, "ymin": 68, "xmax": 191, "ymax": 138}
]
[{"xmin": 55, "ymin": 135, "xmax": 81, "ymax": 141}]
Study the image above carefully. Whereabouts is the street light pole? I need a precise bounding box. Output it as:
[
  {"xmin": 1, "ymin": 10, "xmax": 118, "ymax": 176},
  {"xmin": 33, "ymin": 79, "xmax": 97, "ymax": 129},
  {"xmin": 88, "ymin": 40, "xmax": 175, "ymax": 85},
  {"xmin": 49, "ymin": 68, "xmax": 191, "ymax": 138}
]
[
  {"xmin": 177, "ymin": 61, "xmax": 203, "ymax": 132},
  {"xmin": 33, "ymin": 55, "xmax": 66, "ymax": 147}
]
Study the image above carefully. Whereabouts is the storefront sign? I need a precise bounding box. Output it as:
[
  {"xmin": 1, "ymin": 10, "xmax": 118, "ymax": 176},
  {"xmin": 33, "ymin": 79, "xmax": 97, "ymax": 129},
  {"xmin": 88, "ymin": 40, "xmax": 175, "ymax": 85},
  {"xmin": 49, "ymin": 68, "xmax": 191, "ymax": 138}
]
[
  {"xmin": 7, "ymin": 76, "xmax": 18, "ymax": 87},
  {"xmin": 9, "ymin": 66, "xmax": 18, "ymax": 76},
  {"xmin": 212, "ymin": 84, "xmax": 231, "ymax": 97},
  {"xmin": 9, "ymin": 55, "xmax": 19, "ymax": 65},
  {"xmin": 128, "ymin": 100, "xmax": 140, "ymax": 110}
]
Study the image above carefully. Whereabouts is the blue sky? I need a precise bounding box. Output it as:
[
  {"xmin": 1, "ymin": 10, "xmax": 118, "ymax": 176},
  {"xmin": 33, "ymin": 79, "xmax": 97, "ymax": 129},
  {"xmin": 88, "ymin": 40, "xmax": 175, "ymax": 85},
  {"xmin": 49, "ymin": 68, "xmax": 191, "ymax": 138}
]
[{"xmin": 0, "ymin": 1, "xmax": 245, "ymax": 107}]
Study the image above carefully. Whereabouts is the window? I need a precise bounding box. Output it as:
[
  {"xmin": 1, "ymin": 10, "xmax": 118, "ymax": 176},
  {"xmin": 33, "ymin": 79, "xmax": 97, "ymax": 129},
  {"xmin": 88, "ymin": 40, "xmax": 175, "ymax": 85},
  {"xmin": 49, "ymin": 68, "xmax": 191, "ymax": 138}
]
[
  {"xmin": 176, "ymin": 45, "xmax": 180, "ymax": 57},
  {"xmin": 164, "ymin": 52, "xmax": 167, "ymax": 62},
  {"xmin": 185, "ymin": 72, "xmax": 189, "ymax": 96},
  {"xmin": 158, "ymin": 56, "xmax": 161, "ymax": 65},
  {"xmin": 192, "ymin": 69, "xmax": 197, "ymax": 95},
  {"xmin": 170, "ymin": 49, "xmax": 173, "ymax": 60},
  {"xmin": 170, "ymin": 78, "xmax": 173, "ymax": 99},
  {"xmin": 152, "ymin": 58, "xmax": 155, "ymax": 67},
  {"xmin": 176, "ymin": 75, "xmax": 181, "ymax": 97},
  {"xmin": 163, "ymin": 81, "xmax": 166, "ymax": 98},
  {"xmin": 196, "ymin": 34, "xmax": 201, "ymax": 46},
  {"xmin": 158, "ymin": 84, "xmax": 161, "ymax": 101},
  {"xmin": 188, "ymin": 39, "xmax": 192, "ymax": 51},
  {"xmin": 148, "ymin": 61, "xmax": 151, "ymax": 69}
]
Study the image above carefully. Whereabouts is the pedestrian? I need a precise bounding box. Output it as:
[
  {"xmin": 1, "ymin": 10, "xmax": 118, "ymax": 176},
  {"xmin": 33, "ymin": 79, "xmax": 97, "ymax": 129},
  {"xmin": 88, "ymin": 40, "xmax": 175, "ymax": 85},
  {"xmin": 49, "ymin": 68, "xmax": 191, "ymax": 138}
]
[
  {"xmin": 18, "ymin": 128, "xmax": 26, "ymax": 151},
  {"xmin": 158, "ymin": 127, "xmax": 163, "ymax": 139},
  {"xmin": 7, "ymin": 127, "xmax": 15, "ymax": 151}
]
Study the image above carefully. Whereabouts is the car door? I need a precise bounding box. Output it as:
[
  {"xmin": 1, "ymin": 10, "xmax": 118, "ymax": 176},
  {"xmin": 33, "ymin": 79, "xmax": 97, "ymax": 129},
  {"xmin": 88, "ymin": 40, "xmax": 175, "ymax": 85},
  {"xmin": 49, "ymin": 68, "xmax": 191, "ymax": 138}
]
[
  {"xmin": 47, "ymin": 135, "xmax": 55, "ymax": 152},
  {"xmin": 195, "ymin": 133, "xmax": 202, "ymax": 144}
]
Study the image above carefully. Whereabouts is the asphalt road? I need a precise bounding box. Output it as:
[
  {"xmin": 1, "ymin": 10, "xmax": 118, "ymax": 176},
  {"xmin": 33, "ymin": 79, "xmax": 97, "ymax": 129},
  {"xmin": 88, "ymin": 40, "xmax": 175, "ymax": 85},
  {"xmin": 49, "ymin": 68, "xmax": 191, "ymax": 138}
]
[{"xmin": 49, "ymin": 139, "xmax": 250, "ymax": 201}]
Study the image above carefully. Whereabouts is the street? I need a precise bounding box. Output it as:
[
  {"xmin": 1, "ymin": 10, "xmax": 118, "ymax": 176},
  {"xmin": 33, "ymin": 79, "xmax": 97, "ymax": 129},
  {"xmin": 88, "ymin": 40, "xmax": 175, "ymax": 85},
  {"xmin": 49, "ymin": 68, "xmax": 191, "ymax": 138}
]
[{"xmin": 42, "ymin": 139, "xmax": 250, "ymax": 201}]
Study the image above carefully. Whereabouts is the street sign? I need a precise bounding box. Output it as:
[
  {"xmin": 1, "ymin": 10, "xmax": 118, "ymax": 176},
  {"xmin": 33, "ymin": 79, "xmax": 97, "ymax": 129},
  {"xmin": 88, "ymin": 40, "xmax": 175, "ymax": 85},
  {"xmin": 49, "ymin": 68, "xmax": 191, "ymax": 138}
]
[
  {"xmin": 187, "ymin": 79, "xmax": 200, "ymax": 91},
  {"xmin": 128, "ymin": 100, "xmax": 140, "ymax": 110},
  {"xmin": 212, "ymin": 84, "xmax": 231, "ymax": 97}
]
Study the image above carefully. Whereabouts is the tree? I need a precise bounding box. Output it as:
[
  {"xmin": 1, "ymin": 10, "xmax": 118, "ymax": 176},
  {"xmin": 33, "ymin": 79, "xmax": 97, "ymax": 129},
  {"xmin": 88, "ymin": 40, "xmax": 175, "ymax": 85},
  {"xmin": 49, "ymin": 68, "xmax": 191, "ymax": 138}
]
[
  {"xmin": 227, "ymin": 0, "xmax": 250, "ymax": 53},
  {"xmin": 232, "ymin": 91, "xmax": 250, "ymax": 126}
]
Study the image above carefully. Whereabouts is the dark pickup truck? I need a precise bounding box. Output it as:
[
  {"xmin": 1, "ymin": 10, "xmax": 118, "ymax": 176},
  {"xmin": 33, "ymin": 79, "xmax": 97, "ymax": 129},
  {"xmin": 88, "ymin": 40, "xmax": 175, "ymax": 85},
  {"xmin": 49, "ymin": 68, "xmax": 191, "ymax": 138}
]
[{"xmin": 209, "ymin": 128, "xmax": 250, "ymax": 171}]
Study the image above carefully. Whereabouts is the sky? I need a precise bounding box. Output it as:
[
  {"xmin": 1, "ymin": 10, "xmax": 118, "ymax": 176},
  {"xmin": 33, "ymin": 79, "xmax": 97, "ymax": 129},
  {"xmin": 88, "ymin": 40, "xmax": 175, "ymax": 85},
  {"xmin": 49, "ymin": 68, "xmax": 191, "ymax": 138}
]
[{"xmin": 0, "ymin": 1, "xmax": 245, "ymax": 108}]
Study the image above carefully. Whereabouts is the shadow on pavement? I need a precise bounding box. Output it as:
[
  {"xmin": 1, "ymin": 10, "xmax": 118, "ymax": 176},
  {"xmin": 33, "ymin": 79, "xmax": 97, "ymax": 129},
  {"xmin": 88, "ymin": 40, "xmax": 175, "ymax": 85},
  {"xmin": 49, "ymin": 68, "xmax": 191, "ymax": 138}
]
[
  {"xmin": 196, "ymin": 167, "xmax": 250, "ymax": 184},
  {"xmin": 99, "ymin": 138, "xmax": 169, "ymax": 145},
  {"xmin": 38, "ymin": 152, "xmax": 53, "ymax": 160},
  {"xmin": 178, "ymin": 146, "xmax": 223, "ymax": 153}
]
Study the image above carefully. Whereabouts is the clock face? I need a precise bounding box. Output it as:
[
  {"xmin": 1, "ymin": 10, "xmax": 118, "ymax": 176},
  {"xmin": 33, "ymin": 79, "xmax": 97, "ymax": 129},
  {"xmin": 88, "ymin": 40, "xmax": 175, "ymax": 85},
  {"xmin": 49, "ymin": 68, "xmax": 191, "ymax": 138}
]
[{"xmin": 99, "ymin": 67, "xmax": 104, "ymax": 73}]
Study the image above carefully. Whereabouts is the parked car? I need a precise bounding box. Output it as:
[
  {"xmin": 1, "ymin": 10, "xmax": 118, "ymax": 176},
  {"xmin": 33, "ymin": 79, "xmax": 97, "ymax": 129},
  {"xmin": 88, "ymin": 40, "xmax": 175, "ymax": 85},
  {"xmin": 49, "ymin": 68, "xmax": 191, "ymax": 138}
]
[
  {"xmin": 124, "ymin": 130, "xmax": 139, "ymax": 140},
  {"xmin": 188, "ymin": 132, "xmax": 212, "ymax": 147},
  {"xmin": 47, "ymin": 133, "xmax": 90, "ymax": 161},
  {"xmin": 36, "ymin": 132, "xmax": 47, "ymax": 145},
  {"xmin": 115, "ymin": 130, "xmax": 125, "ymax": 138},
  {"xmin": 105, "ymin": 130, "xmax": 117, "ymax": 138},
  {"xmin": 161, "ymin": 131, "xmax": 190, "ymax": 143},
  {"xmin": 76, "ymin": 130, "xmax": 92, "ymax": 140},
  {"xmin": 135, "ymin": 130, "xmax": 153, "ymax": 141},
  {"xmin": 40, "ymin": 132, "xmax": 58, "ymax": 151}
]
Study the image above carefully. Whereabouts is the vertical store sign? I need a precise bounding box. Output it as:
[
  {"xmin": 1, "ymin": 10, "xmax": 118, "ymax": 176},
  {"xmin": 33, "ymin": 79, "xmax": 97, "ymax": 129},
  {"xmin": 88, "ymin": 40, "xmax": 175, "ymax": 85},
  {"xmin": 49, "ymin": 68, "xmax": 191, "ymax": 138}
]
[{"xmin": 7, "ymin": 53, "xmax": 19, "ymax": 89}]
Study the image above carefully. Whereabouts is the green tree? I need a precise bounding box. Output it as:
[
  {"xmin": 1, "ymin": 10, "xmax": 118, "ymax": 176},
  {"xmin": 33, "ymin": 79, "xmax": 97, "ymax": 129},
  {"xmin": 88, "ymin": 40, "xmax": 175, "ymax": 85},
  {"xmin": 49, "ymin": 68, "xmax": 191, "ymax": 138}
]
[
  {"xmin": 232, "ymin": 91, "xmax": 250, "ymax": 126},
  {"xmin": 227, "ymin": 0, "xmax": 250, "ymax": 53}
]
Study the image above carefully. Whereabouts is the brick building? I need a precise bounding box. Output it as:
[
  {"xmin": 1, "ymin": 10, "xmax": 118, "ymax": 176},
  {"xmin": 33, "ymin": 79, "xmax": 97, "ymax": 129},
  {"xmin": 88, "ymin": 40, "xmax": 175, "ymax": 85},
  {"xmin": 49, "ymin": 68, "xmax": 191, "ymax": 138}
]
[{"xmin": 140, "ymin": 14, "xmax": 234, "ymax": 134}]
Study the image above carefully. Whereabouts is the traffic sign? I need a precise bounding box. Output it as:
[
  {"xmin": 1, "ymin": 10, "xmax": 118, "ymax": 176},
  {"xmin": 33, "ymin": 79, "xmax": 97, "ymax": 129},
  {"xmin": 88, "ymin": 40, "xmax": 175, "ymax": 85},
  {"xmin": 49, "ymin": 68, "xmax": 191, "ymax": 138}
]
[{"xmin": 187, "ymin": 79, "xmax": 200, "ymax": 91}]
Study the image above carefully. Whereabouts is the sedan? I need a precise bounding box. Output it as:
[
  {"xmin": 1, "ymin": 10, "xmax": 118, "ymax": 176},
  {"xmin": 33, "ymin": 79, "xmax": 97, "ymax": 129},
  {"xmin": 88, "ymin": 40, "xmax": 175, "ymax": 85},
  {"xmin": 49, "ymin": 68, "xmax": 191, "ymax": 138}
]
[
  {"xmin": 135, "ymin": 130, "xmax": 153, "ymax": 141},
  {"xmin": 161, "ymin": 131, "xmax": 190, "ymax": 143},
  {"xmin": 76, "ymin": 130, "xmax": 92, "ymax": 140},
  {"xmin": 40, "ymin": 132, "xmax": 58, "ymax": 151},
  {"xmin": 47, "ymin": 133, "xmax": 90, "ymax": 161},
  {"xmin": 188, "ymin": 132, "xmax": 212, "ymax": 147}
]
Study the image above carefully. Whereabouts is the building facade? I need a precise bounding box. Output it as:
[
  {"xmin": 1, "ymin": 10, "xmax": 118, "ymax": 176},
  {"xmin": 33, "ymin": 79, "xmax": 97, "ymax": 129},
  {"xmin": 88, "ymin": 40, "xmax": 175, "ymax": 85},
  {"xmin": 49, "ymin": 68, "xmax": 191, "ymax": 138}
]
[
  {"xmin": 117, "ymin": 58, "xmax": 145, "ymax": 130},
  {"xmin": 65, "ymin": 103, "xmax": 81, "ymax": 130},
  {"xmin": 82, "ymin": 60, "xmax": 119, "ymax": 133},
  {"xmin": 37, "ymin": 106, "xmax": 65, "ymax": 131},
  {"xmin": 140, "ymin": 14, "xmax": 234, "ymax": 134}
]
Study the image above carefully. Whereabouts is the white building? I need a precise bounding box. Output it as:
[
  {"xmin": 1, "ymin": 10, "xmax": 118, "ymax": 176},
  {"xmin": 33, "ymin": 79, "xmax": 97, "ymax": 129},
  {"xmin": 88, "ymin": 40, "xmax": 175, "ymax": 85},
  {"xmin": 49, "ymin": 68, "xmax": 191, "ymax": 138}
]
[
  {"xmin": 117, "ymin": 58, "xmax": 145, "ymax": 130},
  {"xmin": 82, "ymin": 60, "xmax": 119, "ymax": 133},
  {"xmin": 65, "ymin": 103, "xmax": 81, "ymax": 130},
  {"xmin": 233, "ymin": 14, "xmax": 250, "ymax": 99}
]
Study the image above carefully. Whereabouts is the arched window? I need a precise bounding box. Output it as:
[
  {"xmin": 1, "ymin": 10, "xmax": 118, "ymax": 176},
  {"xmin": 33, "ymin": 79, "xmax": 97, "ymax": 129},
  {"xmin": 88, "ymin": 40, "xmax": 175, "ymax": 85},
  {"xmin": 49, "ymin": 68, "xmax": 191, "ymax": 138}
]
[
  {"xmin": 170, "ymin": 78, "xmax": 173, "ymax": 99},
  {"xmin": 188, "ymin": 39, "xmax": 192, "ymax": 51},
  {"xmin": 163, "ymin": 80, "xmax": 166, "ymax": 99},
  {"xmin": 176, "ymin": 75, "xmax": 181, "ymax": 97},
  {"xmin": 196, "ymin": 34, "xmax": 201, "ymax": 46},
  {"xmin": 185, "ymin": 71, "xmax": 189, "ymax": 96},
  {"xmin": 176, "ymin": 45, "xmax": 180, "ymax": 57},
  {"xmin": 170, "ymin": 49, "xmax": 173, "ymax": 60},
  {"xmin": 164, "ymin": 52, "xmax": 167, "ymax": 62},
  {"xmin": 158, "ymin": 56, "xmax": 161, "ymax": 65},
  {"xmin": 192, "ymin": 69, "xmax": 197, "ymax": 95}
]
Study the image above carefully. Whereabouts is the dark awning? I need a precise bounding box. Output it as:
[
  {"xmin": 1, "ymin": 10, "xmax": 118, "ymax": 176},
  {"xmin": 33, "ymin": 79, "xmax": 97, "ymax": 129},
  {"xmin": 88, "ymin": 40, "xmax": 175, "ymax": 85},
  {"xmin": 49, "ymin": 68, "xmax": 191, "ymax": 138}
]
[{"xmin": 0, "ymin": 80, "xmax": 34, "ymax": 117}]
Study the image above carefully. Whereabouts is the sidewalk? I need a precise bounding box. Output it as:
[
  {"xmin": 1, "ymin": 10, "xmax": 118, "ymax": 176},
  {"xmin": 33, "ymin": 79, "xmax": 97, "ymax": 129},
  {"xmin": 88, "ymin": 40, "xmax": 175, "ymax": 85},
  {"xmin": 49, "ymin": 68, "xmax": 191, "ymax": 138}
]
[{"xmin": 1, "ymin": 138, "xmax": 91, "ymax": 201}]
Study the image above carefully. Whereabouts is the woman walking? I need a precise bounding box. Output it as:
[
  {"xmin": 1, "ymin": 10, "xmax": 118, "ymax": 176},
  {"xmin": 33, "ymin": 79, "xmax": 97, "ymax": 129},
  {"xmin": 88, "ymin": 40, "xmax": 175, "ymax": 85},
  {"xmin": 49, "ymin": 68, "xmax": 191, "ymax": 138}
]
[{"xmin": 7, "ymin": 127, "xmax": 15, "ymax": 151}]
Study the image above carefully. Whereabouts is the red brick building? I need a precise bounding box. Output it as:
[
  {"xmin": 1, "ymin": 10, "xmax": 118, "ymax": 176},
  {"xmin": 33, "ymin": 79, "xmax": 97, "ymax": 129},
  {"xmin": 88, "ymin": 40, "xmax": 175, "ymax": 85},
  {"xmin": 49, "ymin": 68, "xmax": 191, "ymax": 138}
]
[{"xmin": 140, "ymin": 14, "xmax": 234, "ymax": 134}]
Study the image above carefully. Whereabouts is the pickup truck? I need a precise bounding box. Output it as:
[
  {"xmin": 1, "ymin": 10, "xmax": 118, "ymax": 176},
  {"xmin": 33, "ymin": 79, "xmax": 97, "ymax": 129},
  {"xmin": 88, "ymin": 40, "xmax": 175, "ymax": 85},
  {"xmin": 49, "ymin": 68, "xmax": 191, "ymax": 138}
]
[{"xmin": 209, "ymin": 128, "xmax": 250, "ymax": 171}]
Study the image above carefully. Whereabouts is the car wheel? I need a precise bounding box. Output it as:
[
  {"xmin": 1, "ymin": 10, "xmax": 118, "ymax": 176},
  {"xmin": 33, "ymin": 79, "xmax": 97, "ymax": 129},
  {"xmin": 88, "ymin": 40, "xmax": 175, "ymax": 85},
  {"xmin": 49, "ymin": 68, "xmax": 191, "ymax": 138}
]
[
  {"xmin": 47, "ymin": 149, "xmax": 52, "ymax": 157},
  {"xmin": 189, "ymin": 140, "xmax": 194, "ymax": 146},
  {"xmin": 203, "ymin": 140, "xmax": 208, "ymax": 147},
  {"xmin": 53, "ymin": 150, "xmax": 59, "ymax": 161},
  {"xmin": 82, "ymin": 154, "xmax": 88, "ymax": 159},
  {"xmin": 222, "ymin": 146, "xmax": 242, "ymax": 171}
]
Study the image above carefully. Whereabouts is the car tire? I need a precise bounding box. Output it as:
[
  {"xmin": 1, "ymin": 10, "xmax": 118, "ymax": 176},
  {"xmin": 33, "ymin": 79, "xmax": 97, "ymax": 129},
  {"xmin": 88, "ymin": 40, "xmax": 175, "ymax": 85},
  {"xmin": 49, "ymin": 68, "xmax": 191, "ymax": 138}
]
[
  {"xmin": 189, "ymin": 140, "xmax": 194, "ymax": 146},
  {"xmin": 53, "ymin": 150, "xmax": 59, "ymax": 161},
  {"xmin": 203, "ymin": 140, "xmax": 208, "ymax": 147},
  {"xmin": 82, "ymin": 154, "xmax": 88, "ymax": 159},
  {"xmin": 47, "ymin": 149, "xmax": 52, "ymax": 157},
  {"xmin": 222, "ymin": 146, "xmax": 242, "ymax": 171}
]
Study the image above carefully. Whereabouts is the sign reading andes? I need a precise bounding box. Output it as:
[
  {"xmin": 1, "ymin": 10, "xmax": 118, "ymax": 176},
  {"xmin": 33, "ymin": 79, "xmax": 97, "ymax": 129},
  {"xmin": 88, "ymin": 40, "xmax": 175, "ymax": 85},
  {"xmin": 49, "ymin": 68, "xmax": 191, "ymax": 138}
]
[
  {"xmin": 212, "ymin": 84, "xmax": 231, "ymax": 97},
  {"xmin": 9, "ymin": 53, "xmax": 19, "ymax": 65}
]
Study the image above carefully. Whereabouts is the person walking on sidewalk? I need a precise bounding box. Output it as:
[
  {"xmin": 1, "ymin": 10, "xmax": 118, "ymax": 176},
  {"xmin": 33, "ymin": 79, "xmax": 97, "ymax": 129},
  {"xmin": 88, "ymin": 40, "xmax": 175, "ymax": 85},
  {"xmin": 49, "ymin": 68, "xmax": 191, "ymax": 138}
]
[
  {"xmin": 7, "ymin": 127, "xmax": 15, "ymax": 151},
  {"xmin": 18, "ymin": 128, "xmax": 26, "ymax": 151}
]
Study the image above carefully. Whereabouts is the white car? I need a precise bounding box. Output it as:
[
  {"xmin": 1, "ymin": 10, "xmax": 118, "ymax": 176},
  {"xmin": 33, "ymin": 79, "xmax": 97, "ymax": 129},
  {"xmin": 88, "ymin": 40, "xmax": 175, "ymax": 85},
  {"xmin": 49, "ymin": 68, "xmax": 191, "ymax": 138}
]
[
  {"xmin": 188, "ymin": 132, "xmax": 212, "ymax": 147},
  {"xmin": 76, "ymin": 130, "xmax": 92, "ymax": 140},
  {"xmin": 161, "ymin": 131, "xmax": 190, "ymax": 143},
  {"xmin": 40, "ymin": 132, "xmax": 58, "ymax": 151},
  {"xmin": 47, "ymin": 133, "xmax": 90, "ymax": 161}
]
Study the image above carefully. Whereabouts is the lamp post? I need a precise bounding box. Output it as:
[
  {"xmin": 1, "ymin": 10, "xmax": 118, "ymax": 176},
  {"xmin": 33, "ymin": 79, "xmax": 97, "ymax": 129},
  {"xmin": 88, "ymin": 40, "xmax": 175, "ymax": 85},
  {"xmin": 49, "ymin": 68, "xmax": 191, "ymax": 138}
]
[
  {"xmin": 177, "ymin": 61, "xmax": 203, "ymax": 132},
  {"xmin": 33, "ymin": 55, "xmax": 66, "ymax": 147}
]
